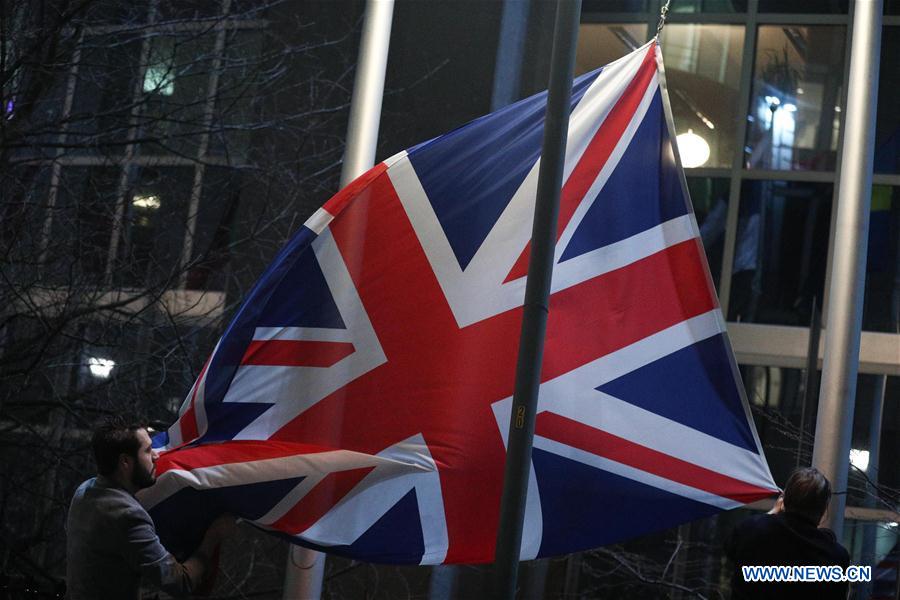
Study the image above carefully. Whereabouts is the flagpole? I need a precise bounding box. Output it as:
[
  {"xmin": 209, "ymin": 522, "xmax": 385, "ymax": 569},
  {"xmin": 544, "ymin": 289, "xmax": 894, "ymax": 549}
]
[
  {"xmin": 282, "ymin": 1, "xmax": 394, "ymax": 598},
  {"xmin": 812, "ymin": 0, "xmax": 881, "ymax": 534},
  {"xmin": 492, "ymin": 2, "xmax": 581, "ymax": 599}
]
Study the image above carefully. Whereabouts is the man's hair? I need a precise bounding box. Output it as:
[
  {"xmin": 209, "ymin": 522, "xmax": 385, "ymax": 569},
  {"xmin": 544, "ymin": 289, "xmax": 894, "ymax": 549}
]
[
  {"xmin": 92, "ymin": 417, "xmax": 147, "ymax": 476},
  {"xmin": 783, "ymin": 467, "xmax": 831, "ymax": 523}
]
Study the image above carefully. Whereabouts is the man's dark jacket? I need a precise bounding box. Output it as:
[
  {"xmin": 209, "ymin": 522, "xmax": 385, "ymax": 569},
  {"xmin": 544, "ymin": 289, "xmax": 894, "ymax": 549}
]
[{"xmin": 725, "ymin": 511, "xmax": 850, "ymax": 600}]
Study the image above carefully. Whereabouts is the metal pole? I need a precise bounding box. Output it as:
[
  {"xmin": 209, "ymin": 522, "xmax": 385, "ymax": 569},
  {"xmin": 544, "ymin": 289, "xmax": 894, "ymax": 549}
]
[
  {"xmin": 811, "ymin": 0, "xmax": 881, "ymax": 535},
  {"xmin": 340, "ymin": 0, "xmax": 395, "ymax": 187},
  {"xmin": 492, "ymin": 2, "xmax": 581, "ymax": 599},
  {"xmin": 282, "ymin": 545, "xmax": 325, "ymax": 600},
  {"xmin": 797, "ymin": 296, "xmax": 822, "ymax": 467},
  {"xmin": 282, "ymin": 1, "xmax": 394, "ymax": 598},
  {"xmin": 490, "ymin": 0, "xmax": 531, "ymax": 112}
]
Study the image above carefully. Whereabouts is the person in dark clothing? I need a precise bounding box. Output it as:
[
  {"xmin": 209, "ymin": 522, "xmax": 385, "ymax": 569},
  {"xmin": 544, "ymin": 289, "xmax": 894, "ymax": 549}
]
[
  {"xmin": 66, "ymin": 417, "xmax": 234, "ymax": 599},
  {"xmin": 725, "ymin": 467, "xmax": 850, "ymax": 600}
]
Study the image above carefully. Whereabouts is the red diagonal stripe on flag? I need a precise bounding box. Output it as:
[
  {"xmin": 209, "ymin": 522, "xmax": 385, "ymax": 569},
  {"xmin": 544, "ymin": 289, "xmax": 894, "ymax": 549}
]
[
  {"xmin": 272, "ymin": 467, "xmax": 375, "ymax": 535},
  {"xmin": 536, "ymin": 412, "xmax": 776, "ymax": 503},
  {"xmin": 241, "ymin": 339, "xmax": 355, "ymax": 368},
  {"xmin": 505, "ymin": 44, "xmax": 658, "ymax": 283},
  {"xmin": 541, "ymin": 239, "xmax": 716, "ymax": 381}
]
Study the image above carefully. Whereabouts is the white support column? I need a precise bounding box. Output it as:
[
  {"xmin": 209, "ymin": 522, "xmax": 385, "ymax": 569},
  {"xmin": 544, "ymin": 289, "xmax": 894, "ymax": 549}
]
[
  {"xmin": 339, "ymin": 0, "xmax": 395, "ymax": 187},
  {"xmin": 812, "ymin": 0, "xmax": 882, "ymax": 534},
  {"xmin": 282, "ymin": 1, "xmax": 394, "ymax": 598}
]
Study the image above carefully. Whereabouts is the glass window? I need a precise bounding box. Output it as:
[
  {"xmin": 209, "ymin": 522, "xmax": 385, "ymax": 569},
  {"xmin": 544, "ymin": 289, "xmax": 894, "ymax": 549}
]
[
  {"xmin": 0, "ymin": 316, "xmax": 64, "ymax": 418},
  {"xmin": 728, "ymin": 180, "xmax": 833, "ymax": 326},
  {"xmin": 74, "ymin": 322, "xmax": 156, "ymax": 417},
  {"xmin": 845, "ymin": 520, "xmax": 899, "ymax": 583},
  {"xmin": 689, "ymin": 177, "xmax": 730, "ymax": 291},
  {"xmin": 229, "ymin": 0, "xmax": 268, "ymax": 19},
  {"xmin": 114, "ymin": 166, "xmax": 192, "ymax": 287},
  {"xmin": 671, "ymin": 0, "xmax": 747, "ymax": 11},
  {"xmin": 1, "ymin": 166, "xmax": 51, "ymax": 255},
  {"xmin": 863, "ymin": 186, "xmax": 900, "ymax": 333},
  {"xmin": 581, "ymin": 0, "xmax": 647, "ymax": 12},
  {"xmin": 740, "ymin": 365, "xmax": 807, "ymax": 482},
  {"xmin": 69, "ymin": 34, "xmax": 142, "ymax": 156},
  {"xmin": 661, "ymin": 24, "xmax": 744, "ymax": 168},
  {"xmin": 745, "ymin": 26, "xmax": 846, "ymax": 171},
  {"xmin": 758, "ymin": 0, "xmax": 848, "ymax": 12},
  {"xmin": 140, "ymin": 35, "xmax": 215, "ymax": 156},
  {"xmin": 81, "ymin": 1, "xmax": 151, "ymax": 25},
  {"xmin": 875, "ymin": 27, "xmax": 900, "ymax": 174},
  {"xmin": 157, "ymin": 0, "xmax": 224, "ymax": 21},
  {"xmin": 49, "ymin": 167, "xmax": 121, "ymax": 280},
  {"xmin": 882, "ymin": 376, "xmax": 900, "ymax": 486},
  {"xmin": 575, "ymin": 24, "xmax": 646, "ymax": 75},
  {"xmin": 209, "ymin": 29, "xmax": 265, "ymax": 159},
  {"xmin": 847, "ymin": 375, "xmax": 898, "ymax": 512},
  {"xmin": 2, "ymin": 18, "xmax": 75, "ymax": 160},
  {"xmin": 185, "ymin": 167, "xmax": 243, "ymax": 291}
]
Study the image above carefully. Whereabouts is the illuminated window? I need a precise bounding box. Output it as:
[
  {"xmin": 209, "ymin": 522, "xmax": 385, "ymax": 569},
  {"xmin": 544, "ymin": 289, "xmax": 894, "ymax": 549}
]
[
  {"xmin": 660, "ymin": 24, "xmax": 745, "ymax": 168},
  {"xmin": 142, "ymin": 64, "xmax": 175, "ymax": 96}
]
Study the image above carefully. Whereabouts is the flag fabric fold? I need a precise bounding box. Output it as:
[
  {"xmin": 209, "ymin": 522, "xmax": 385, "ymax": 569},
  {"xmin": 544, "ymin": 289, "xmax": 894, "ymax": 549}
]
[{"xmin": 142, "ymin": 40, "xmax": 778, "ymax": 565}]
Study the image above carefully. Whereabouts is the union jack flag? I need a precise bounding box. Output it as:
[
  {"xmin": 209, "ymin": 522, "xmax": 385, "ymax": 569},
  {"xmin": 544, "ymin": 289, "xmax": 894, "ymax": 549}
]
[{"xmin": 140, "ymin": 41, "xmax": 778, "ymax": 565}]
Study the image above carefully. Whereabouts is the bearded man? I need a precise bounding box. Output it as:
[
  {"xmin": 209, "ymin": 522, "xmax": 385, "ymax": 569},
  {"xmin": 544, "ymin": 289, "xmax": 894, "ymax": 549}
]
[{"xmin": 65, "ymin": 418, "xmax": 233, "ymax": 599}]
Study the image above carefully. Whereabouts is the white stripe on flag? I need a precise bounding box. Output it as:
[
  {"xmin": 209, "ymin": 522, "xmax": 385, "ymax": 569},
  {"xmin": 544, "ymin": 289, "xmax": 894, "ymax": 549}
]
[{"xmin": 252, "ymin": 326, "xmax": 353, "ymax": 343}]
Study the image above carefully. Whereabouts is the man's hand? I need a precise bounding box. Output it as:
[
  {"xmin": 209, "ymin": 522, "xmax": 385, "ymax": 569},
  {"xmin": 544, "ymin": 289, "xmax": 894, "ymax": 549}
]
[
  {"xmin": 768, "ymin": 494, "xmax": 785, "ymax": 515},
  {"xmin": 183, "ymin": 514, "xmax": 238, "ymax": 593},
  {"xmin": 207, "ymin": 514, "xmax": 237, "ymax": 545}
]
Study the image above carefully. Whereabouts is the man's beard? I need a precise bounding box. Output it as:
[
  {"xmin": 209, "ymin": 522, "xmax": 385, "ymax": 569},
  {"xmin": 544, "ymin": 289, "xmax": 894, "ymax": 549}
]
[{"xmin": 132, "ymin": 462, "xmax": 156, "ymax": 490}]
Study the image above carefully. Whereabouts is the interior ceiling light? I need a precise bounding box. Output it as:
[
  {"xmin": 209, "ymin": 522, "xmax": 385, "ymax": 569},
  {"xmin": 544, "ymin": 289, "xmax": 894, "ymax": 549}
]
[
  {"xmin": 88, "ymin": 357, "xmax": 115, "ymax": 379},
  {"xmin": 676, "ymin": 129, "xmax": 710, "ymax": 169},
  {"xmin": 133, "ymin": 194, "xmax": 161, "ymax": 209},
  {"xmin": 849, "ymin": 448, "xmax": 869, "ymax": 472}
]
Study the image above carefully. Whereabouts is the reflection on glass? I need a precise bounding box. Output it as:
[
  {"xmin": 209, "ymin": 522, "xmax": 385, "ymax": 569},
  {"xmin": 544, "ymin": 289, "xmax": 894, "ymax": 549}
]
[
  {"xmin": 876, "ymin": 27, "xmax": 900, "ymax": 174},
  {"xmin": 661, "ymin": 24, "xmax": 744, "ymax": 168},
  {"xmin": 671, "ymin": 0, "xmax": 747, "ymax": 12},
  {"xmin": 745, "ymin": 26, "xmax": 846, "ymax": 171},
  {"xmin": 863, "ymin": 186, "xmax": 900, "ymax": 333},
  {"xmin": 688, "ymin": 177, "xmax": 730, "ymax": 290},
  {"xmin": 728, "ymin": 181, "xmax": 832, "ymax": 326},
  {"xmin": 575, "ymin": 24, "xmax": 645, "ymax": 76}
]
